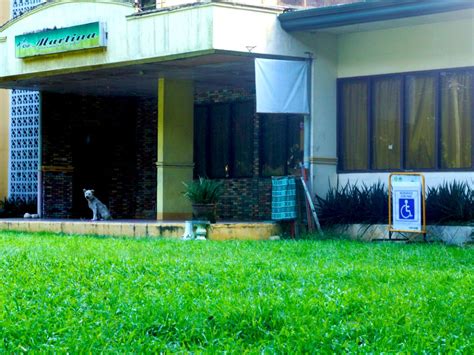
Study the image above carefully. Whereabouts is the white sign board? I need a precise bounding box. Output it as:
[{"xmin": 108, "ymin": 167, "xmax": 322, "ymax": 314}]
[
  {"xmin": 391, "ymin": 175, "xmax": 422, "ymax": 232},
  {"xmin": 255, "ymin": 58, "xmax": 310, "ymax": 114}
]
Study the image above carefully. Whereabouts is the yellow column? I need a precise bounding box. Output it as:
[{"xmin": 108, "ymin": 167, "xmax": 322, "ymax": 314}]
[
  {"xmin": 0, "ymin": 0, "xmax": 9, "ymax": 201},
  {"xmin": 156, "ymin": 78, "xmax": 194, "ymax": 220}
]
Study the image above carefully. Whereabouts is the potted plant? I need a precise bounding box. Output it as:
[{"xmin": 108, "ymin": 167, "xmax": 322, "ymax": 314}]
[{"xmin": 182, "ymin": 177, "xmax": 223, "ymax": 223}]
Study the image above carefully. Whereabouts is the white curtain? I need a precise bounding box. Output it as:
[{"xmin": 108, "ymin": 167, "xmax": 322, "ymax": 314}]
[{"xmin": 255, "ymin": 58, "xmax": 310, "ymax": 114}]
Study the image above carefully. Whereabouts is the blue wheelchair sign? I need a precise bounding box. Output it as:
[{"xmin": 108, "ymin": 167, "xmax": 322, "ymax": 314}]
[
  {"xmin": 399, "ymin": 198, "xmax": 415, "ymax": 220},
  {"xmin": 390, "ymin": 174, "xmax": 425, "ymax": 234}
]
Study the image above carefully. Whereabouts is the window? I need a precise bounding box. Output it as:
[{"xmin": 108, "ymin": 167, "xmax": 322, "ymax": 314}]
[
  {"xmin": 140, "ymin": 0, "xmax": 156, "ymax": 10},
  {"xmin": 260, "ymin": 114, "xmax": 304, "ymax": 177},
  {"xmin": 372, "ymin": 77, "xmax": 402, "ymax": 170},
  {"xmin": 209, "ymin": 104, "xmax": 232, "ymax": 178},
  {"xmin": 194, "ymin": 102, "xmax": 304, "ymax": 178},
  {"xmin": 232, "ymin": 101, "xmax": 254, "ymax": 177},
  {"xmin": 340, "ymin": 80, "xmax": 368, "ymax": 170},
  {"xmin": 194, "ymin": 101, "xmax": 254, "ymax": 179},
  {"xmin": 440, "ymin": 71, "xmax": 473, "ymax": 169},
  {"xmin": 405, "ymin": 74, "xmax": 436, "ymax": 169},
  {"xmin": 339, "ymin": 68, "xmax": 474, "ymax": 172}
]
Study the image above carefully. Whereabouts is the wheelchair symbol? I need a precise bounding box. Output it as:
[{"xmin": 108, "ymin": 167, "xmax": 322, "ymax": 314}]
[{"xmin": 399, "ymin": 199, "xmax": 414, "ymax": 219}]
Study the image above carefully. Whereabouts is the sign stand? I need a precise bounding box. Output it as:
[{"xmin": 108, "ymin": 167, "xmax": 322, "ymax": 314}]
[{"xmin": 387, "ymin": 173, "xmax": 427, "ymax": 241}]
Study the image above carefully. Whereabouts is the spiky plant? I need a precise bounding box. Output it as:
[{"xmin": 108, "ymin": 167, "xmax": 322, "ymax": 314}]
[
  {"xmin": 182, "ymin": 177, "xmax": 224, "ymax": 204},
  {"xmin": 426, "ymin": 180, "xmax": 473, "ymax": 224},
  {"xmin": 0, "ymin": 197, "xmax": 37, "ymax": 218},
  {"xmin": 315, "ymin": 181, "xmax": 388, "ymax": 226}
]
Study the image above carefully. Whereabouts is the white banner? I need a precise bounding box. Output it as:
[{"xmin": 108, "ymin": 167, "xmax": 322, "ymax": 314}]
[{"xmin": 255, "ymin": 58, "xmax": 310, "ymax": 114}]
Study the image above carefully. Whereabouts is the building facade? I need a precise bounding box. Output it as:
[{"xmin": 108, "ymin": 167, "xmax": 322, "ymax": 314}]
[{"xmin": 0, "ymin": 0, "xmax": 472, "ymax": 220}]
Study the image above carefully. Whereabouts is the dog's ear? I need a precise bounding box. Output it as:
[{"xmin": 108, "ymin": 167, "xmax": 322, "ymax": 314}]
[
  {"xmin": 91, "ymin": 190, "xmax": 95, "ymax": 194},
  {"xmin": 83, "ymin": 189, "xmax": 86, "ymax": 192}
]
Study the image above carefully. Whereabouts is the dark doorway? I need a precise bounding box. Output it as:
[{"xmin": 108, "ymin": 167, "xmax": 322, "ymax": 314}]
[
  {"xmin": 72, "ymin": 122, "xmax": 111, "ymax": 218},
  {"xmin": 41, "ymin": 92, "xmax": 158, "ymax": 220}
]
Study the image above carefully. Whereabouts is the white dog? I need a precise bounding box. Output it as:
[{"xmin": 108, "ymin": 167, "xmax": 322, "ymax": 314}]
[{"xmin": 83, "ymin": 189, "xmax": 112, "ymax": 221}]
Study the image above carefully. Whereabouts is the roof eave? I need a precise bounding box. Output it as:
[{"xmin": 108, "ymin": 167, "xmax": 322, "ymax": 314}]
[{"xmin": 279, "ymin": 0, "xmax": 474, "ymax": 32}]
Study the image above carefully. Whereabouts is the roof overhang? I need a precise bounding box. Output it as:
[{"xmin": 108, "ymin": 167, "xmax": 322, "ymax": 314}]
[
  {"xmin": 0, "ymin": 1, "xmax": 311, "ymax": 96},
  {"xmin": 0, "ymin": 51, "xmax": 258, "ymax": 97},
  {"xmin": 279, "ymin": 0, "xmax": 474, "ymax": 32}
]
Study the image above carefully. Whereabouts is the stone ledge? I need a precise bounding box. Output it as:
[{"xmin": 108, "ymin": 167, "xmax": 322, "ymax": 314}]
[
  {"xmin": 329, "ymin": 224, "xmax": 473, "ymax": 246},
  {"xmin": 0, "ymin": 219, "xmax": 281, "ymax": 241}
]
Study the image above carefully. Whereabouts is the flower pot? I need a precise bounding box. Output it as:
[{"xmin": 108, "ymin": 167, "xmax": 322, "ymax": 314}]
[{"xmin": 192, "ymin": 203, "xmax": 217, "ymax": 223}]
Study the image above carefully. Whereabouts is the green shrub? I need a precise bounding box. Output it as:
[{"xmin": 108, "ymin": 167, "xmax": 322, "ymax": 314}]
[
  {"xmin": 426, "ymin": 181, "xmax": 473, "ymax": 224},
  {"xmin": 182, "ymin": 177, "xmax": 224, "ymax": 204},
  {"xmin": 315, "ymin": 181, "xmax": 388, "ymax": 226},
  {"xmin": 316, "ymin": 180, "xmax": 474, "ymax": 226},
  {"xmin": 0, "ymin": 197, "xmax": 37, "ymax": 218}
]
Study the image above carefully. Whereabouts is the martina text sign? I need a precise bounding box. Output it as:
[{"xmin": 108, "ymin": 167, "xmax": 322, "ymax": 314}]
[{"xmin": 15, "ymin": 22, "xmax": 106, "ymax": 58}]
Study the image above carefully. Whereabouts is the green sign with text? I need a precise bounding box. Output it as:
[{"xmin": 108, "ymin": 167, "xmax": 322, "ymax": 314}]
[{"xmin": 15, "ymin": 22, "xmax": 107, "ymax": 58}]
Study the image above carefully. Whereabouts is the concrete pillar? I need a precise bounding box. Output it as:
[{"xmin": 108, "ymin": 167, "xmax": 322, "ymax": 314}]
[
  {"xmin": 156, "ymin": 78, "xmax": 194, "ymax": 220},
  {"xmin": 306, "ymin": 32, "xmax": 338, "ymax": 199}
]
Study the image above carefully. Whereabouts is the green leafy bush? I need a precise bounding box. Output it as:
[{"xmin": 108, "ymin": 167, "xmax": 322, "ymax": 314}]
[
  {"xmin": 426, "ymin": 181, "xmax": 473, "ymax": 224},
  {"xmin": 316, "ymin": 180, "xmax": 474, "ymax": 226},
  {"xmin": 315, "ymin": 181, "xmax": 388, "ymax": 226},
  {"xmin": 182, "ymin": 177, "xmax": 224, "ymax": 204},
  {"xmin": 0, "ymin": 197, "xmax": 37, "ymax": 218}
]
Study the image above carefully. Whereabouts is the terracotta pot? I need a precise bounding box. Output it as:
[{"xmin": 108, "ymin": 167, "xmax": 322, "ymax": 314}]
[{"xmin": 192, "ymin": 203, "xmax": 217, "ymax": 223}]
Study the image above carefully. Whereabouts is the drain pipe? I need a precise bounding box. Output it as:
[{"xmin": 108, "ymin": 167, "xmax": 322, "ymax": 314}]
[
  {"xmin": 37, "ymin": 93, "xmax": 42, "ymax": 217},
  {"xmin": 304, "ymin": 56, "xmax": 313, "ymax": 191}
]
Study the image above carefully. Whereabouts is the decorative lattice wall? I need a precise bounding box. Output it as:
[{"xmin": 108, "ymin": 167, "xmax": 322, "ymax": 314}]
[
  {"xmin": 11, "ymin": 0, "xmax": 43, "ymax": 18},
  {"xmin": 8, "ymin": 0, "xmax": 43, "ymax": 201}
]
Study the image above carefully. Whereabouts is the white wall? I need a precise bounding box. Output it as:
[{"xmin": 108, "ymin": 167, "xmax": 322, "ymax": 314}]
[
  {"xmin": 295, "ymin": 32, "xmax": 338, "ymax": 198},
  {"xmin": 338, "ymin": 12, "xmax": 474, "ymax": 78},
  {"xmin": 212, "ymin": 4, "xmax": 312, "ymax": 58}
]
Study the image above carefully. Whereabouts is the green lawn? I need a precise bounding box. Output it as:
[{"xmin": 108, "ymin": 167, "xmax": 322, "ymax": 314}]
[{"xmin": 0, "ymin": 231, "xmax": 472, "ymax": 353}]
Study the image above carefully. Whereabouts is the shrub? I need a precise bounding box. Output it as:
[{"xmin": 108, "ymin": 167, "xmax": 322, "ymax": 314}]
[
  {"xmin": 426, "ymin": 181, "xmax": 473, "ymax": 224},
  {"xmin": 182, "ymin": 177, "xmax": 224, "ymax": 204},
  {"xmin": 316, "ymin": 180, "xmax": 474, "ymax": 226},
  {"xmin": 0, "ymin": 197, "xmax": 37, "ymax": 218},
  {"xmin": 315, "ymin": 181, "xmax": 388, "ymax": 226}
]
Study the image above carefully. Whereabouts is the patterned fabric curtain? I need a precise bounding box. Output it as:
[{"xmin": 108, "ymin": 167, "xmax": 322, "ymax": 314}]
[
  {"xmin": 405, "ymin": 75, "xmax": 436, "ymax": 169},
  {"xmin": 342, "ymin": 81, "xmax": 368, "ymax": 170},
  {"xmin": 441, "ymin": 71, "xmax": 473, "ymax": 169},
  {"xmin": 372, "ymin": 77, "xmax": 402, "ymax": 169}
]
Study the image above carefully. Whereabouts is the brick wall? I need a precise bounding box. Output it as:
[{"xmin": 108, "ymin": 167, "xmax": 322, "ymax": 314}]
[
  {"xmin": 135, "ymin": 98, "xmax": 157, "ymax": 219},
  {"xmin": 195, "ymin": 88, "xmax": 273, "ymax": 221},
  {"xmin": 216, "ymin": 177, "xmax": 272, "ymax": 221},
  {"xmin": 41, "ymin": 93, "xmax": 157, "ymax": 219},
  {"xmin": 41, "ymin": 93, "xmax": 74, "ymax": 218}
]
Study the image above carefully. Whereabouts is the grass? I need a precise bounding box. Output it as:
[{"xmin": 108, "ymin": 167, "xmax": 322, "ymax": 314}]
[{"xmin": 0, "ymin": 231, "xmax": 472, "ymax": 353}]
